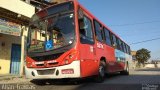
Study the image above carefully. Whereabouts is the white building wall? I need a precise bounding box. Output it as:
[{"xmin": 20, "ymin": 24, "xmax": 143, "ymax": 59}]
[
  {"xmin": 0, "ymin": 34, "xmax": 21, "ymax": 74},
  {"xmin": 0, "ymin": 0, "xmax": 35, "ymax": 18}
]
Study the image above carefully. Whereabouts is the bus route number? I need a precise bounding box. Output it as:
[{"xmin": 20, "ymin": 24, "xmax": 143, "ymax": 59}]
[{"xmin": 97, "ymin": 43, "xmax": 104, "ymax": 49}]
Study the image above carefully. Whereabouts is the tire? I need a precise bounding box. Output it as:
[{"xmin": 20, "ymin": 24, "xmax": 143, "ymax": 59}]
[
  {"xmin": 120, "ymin": 63, "xmax": 129, "ymax": 75},
  {"xmin": 94, "ymin": 61, "xmax": 106, "ymax": 83}
]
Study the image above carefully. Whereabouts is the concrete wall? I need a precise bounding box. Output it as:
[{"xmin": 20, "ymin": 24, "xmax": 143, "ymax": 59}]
[
  {"xmin": 0, "ymin": 34, "xmax": 21, "ymax": 74},
  {"xmin": 0, "ymin": 0, "xmax": 35, "ymax": 18},
  {"xmin": 145, "ymin": 64, "xmax": 155, "ymax": 68},
  {"xmin": 145, "ymin": 64, "xmax": 160, "ymax": 68},
  {"xmin": 0, "ymin": 0, "xmax": 35, "ymax": 75},
  {"xmin": 157, "ymin": 64, "xmax": 160, "ymax": 68}
]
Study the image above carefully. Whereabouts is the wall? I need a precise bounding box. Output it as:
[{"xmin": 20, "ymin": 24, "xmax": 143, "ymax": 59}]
[
  {"xmin": 0, "ymin": 0, "xmax": 34, "ymax": 75},
  {"xmin": 145, "ymin": 63, "xmax": 160, "ymax": 68},
  {"xmin": 0, "ymin": 0, "xmax": 35, "ymax": 18},
  {"xmin": 0, "ymin": 34, "xmax": 21, "ymax": 74}
]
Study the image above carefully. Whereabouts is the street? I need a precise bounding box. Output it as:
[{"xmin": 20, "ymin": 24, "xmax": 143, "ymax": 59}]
[
  {"xmin": 0, "ymin": 68, "xmax": 160, "ymax": 90},
  {"xmin": 0, "ymin": 0, "xmax": 160, "ymax": 90}
]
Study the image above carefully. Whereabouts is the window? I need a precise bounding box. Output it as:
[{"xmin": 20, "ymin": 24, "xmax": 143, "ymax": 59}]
[
  {"xmin": 125, "ymin": 44, "xmax": 128, "ymax": 54},
  {"xmin": 125, "ymin": 45, "xmax": 131, "ymax": 54},
  {"xmin": 116, "ymin": 38, "xmax": 120, "ymax": 50},
  {"xmin": 128, "ymin": 45, "xmax": 131, "ymax": 55},
  {"xmin": 118, "ymin": 40, "xmax": 123, "ymax": 51},
  {"xmin": 79, "ymin": 16, "xmax": 94, "ymax": 44},
  {"xmin": 101, "ymin": 29, "xmax": 106, "ymax": 42},
  {"xmin": 94, "ymin": 20, "xmax": 103, "ymax": 42},
  {"xmin": 123, "ymin": 42, "xmax": 127, "ymax": 53},
  {"xmin": 104, "ymin": 28, "xmax": 112, "ymax": 46},
  {"xmin": 29, "ymin": 13, "xmax": 75, "ymax": 52},
  {"xmin": 111, "ymin": 34, "xmax": 117, "ymax": 48}
]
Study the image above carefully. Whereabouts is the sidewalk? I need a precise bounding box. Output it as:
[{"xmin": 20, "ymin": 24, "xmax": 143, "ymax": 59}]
[
  {"xmin": 0, "ymin": 74, "xmax": 31, "ymax": 84},
  {"xmin": 0, "ymin": 74, "xmax": 21, "ymax": 81}
]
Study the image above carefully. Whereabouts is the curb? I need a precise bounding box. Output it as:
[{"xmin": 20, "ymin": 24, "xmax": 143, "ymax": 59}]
[{"xmin": 0, "ymin": 75, "xmax": 22, "ymax": 81}]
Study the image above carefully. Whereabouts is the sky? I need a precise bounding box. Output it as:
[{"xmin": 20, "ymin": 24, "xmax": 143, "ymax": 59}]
[{"xmin": 78, "ymin": 0, "xmax": 160, "ymax": 60}]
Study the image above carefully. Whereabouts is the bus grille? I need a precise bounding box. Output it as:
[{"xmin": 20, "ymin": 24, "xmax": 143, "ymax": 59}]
[
  {"xmin": 37, "ymin": 69, "xmax": 55, "ymax": 75},
  {"xmin": 32, "ymin": 53, "xmax": 63, "ymax": 61}
]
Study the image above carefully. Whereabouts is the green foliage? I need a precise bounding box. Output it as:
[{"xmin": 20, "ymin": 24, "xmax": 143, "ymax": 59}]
[{"xmin": 135, "ymin": 48, "xmax": 151, "ymax": 66}]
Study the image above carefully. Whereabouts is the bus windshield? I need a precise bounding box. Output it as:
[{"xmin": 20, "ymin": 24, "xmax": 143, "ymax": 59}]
[{"xmin": 28, "ymin": 13, "xmax": 75, "ymax": 53}]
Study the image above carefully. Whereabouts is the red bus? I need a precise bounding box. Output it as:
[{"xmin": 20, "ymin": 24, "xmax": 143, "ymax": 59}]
[{"xmin": 25, "ymin": 0, "xmax": 132, "ymax": 82}]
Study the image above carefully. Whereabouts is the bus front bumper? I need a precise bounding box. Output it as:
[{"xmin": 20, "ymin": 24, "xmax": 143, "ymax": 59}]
[{"xmin": 25, "ymin": 60, "xmax": 81, "ymax": 79}]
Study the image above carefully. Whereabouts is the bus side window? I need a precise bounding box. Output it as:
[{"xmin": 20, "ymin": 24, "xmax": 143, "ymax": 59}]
[
  {"xmin": 124, "ymin": 44, "xmax": 127, "ymax": 53},
  {"xmin": 104, "ymin": 28, "xmax": 112, "ymax": 46},
  {"xmin": 94, "ymin": 20, "xmax": 103, "ymax": 42},
  {"xmin": 116, "ymin": 38, "xmax": 120, "ymax": 50},
  {"xmin": 127, "ymin": 45, "xmax": 131, "ymax": 55},
  {"xmin": 118, "ymin": 39, "xmax": 123, "ymax": 51},
  {"xmin": 79, "ymin": 18, "xmax": 86, "ymax": 35},
  {"xmin": 101, "ymin": 27, "xmax": 106, "ymax": 43},
  {"xmin": 125, "ymin": 44, "xmax": 129, "ymax": 54},
  {"xmin": 111, "ymin": 34, "xmax": 117, "ymax": 48},
  {"xmin": 122, "ymin": 42, "xmax": 126, "ymax": 53},
  {"xmin": 78, "ymin": 16, "xmax": 94, "ymax": 44}
]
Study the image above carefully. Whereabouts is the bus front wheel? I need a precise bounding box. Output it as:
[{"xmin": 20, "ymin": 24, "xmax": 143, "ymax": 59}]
[{"xmin": 94, "ymin": 61, "xmax": 106, "ymax": 83}]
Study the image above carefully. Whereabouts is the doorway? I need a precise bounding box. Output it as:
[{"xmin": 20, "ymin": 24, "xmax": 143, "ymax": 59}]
[{"xmin": 10, "ymin": 44, "xmax": 21, "ymax": 75}]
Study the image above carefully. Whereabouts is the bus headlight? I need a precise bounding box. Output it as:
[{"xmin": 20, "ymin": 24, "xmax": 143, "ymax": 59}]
[
  {"xmin": 63, "ymin": 50, "xmax": 77, "ymax": 65},
  {"xmin": 26, "ymin": 62, "xmax": 34, "ymax": 68},
  {"xmin": 64, "ymin": 59, "xmax": 69, "ymax": 64},
  {"xmin": 69, "ymin": 55, "xmax": 73, "ymax": 59}
]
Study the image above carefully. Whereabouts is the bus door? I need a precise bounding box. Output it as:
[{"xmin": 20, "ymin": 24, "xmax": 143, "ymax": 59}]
[{"xmin": 78, "ymin": 11, "xmax": 98, "ymax": 77}]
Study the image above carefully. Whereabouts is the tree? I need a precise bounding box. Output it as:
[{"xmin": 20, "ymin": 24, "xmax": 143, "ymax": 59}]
[{"xmin": 135, "ymin": 48, "xmax": 151, "ymax": 67}]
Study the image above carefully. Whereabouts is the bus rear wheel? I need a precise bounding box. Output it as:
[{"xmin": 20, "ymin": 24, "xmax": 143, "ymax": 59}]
[{"xmin": 94, "ymin": 61, "xmax": 106, "ymax": 83}]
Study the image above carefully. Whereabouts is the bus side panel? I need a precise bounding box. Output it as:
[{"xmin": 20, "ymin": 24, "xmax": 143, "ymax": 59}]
[
  {"xmin": 80, "ymin": 60, "xmax": 99, "ymax": 78},
  {"xmin": 105, "ymin": 45, "xmax": 117, "ymax": 73},
  {"xmin": 79, "ymin": 44, "xmax": 99, "ymax": 77},
  {"xmin": 115, "ymin": 49, "xmax": 126, "ymax": 71},
  {"xmin": 125, "ymin": 53, "xmax": 132, "ymax": 69}
]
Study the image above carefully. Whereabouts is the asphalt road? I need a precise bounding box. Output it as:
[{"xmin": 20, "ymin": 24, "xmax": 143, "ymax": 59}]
[
  {"xmin": 1, "ymin": 68, "xmax": 160, "ymax": 90},
  {"xmin": 31, "ymin": 68, "xmax": 160, "ymax": 90}
]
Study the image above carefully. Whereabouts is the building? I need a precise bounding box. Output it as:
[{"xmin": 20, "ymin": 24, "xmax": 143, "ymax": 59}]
[
  {"xmin": 131, "ymin": 51, "xmax": 136, "ymax": 61},
  {"xmin": 0, "ymin": 0, "xmax": 35, "ymax": 75},
  {"xmin": 0, "ymin": 0, "xmax": 67, "ymax": 76}
]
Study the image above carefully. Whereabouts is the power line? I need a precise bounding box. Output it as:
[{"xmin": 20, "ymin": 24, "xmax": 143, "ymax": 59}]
[
  {"xmin": 108, "ymin": 20, "xmax": 160, "ymax": 27},
  {"xmin": 130, "ymin": 37, "xmax": 160, "ymax": 45},
  {"xmin": 120, "ymin": 31, "xmax": 160, "ymax": 37}
]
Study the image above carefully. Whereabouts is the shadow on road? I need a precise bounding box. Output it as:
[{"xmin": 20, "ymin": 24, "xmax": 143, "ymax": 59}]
[
  {"xmin": 30, "ymin": 73, "xmax": 119, "ymax": 85},
  {"xmin": 30, "ymin": 68, "xmax": 160, "ymax": 90}
]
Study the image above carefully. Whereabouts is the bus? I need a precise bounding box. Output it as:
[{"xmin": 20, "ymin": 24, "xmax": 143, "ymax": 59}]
[{"xmin": 25, "ymin": 0, "xmax": 132, "ymax": 83}]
